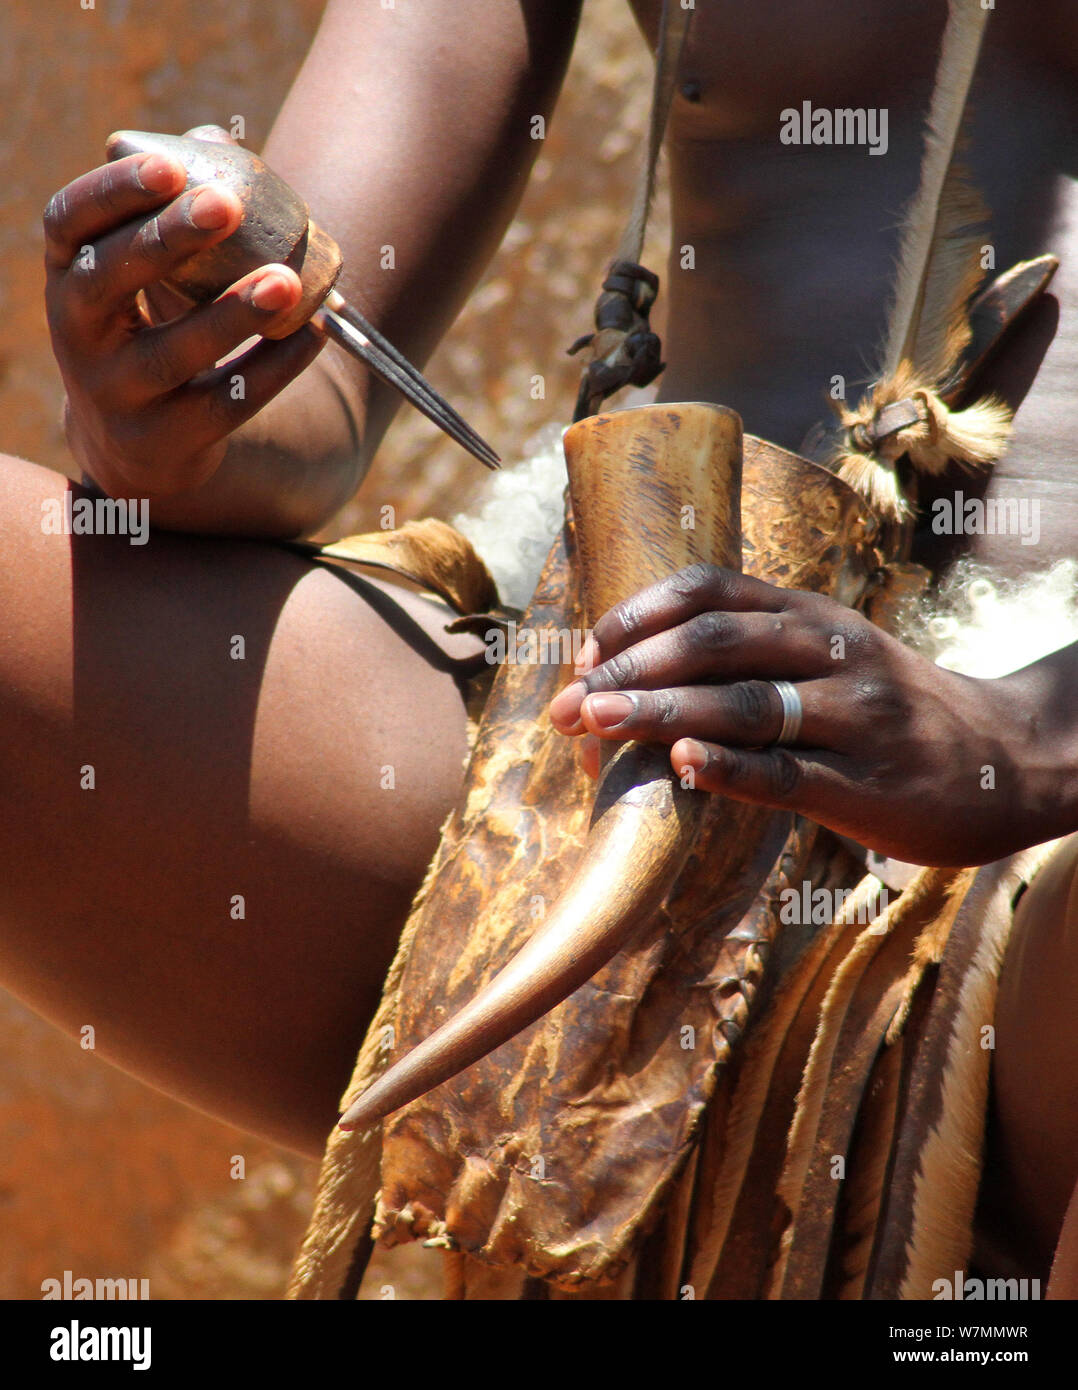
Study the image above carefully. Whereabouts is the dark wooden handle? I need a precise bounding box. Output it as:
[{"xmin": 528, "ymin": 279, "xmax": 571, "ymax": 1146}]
[{"xmin": 106, "ymin": 130, "xmax": 343, "ymax": 337}]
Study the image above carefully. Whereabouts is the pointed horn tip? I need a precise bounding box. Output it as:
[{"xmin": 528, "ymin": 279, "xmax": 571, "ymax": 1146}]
[{"xmin": 335, "ymin": 795, "xmax": 700, "ymax": 1132}]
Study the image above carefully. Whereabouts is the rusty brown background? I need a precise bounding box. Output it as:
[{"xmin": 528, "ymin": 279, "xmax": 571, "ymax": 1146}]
[{"xmin": 0, "ymin": 0, "xmax": 668, "ymax": 1299}]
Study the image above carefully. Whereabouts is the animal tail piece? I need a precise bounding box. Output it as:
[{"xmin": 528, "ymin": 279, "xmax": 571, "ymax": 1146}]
[{"xmin": 832, "ymin": 0, "xmax": 1009, "ymax": 521}]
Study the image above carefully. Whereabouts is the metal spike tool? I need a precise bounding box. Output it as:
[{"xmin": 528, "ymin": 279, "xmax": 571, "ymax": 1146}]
[{"xmin": 106, "ymin": 131, "xmax": 500, "ymax": 470}]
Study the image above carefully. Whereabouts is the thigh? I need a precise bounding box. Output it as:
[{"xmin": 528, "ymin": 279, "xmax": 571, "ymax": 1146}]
[
  {"xmin": 0, "ymin": 454, "xmax": 478, "ymax": 1155},
  {"xmin": 990, "ymin": 834, "xmax": 1078, "ymax": 1268}
]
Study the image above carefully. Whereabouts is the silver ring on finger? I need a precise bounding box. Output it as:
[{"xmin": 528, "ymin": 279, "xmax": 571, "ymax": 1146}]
[{"xmin": 768, "ymin": 679, "xmax": 803, "ymax": 746}]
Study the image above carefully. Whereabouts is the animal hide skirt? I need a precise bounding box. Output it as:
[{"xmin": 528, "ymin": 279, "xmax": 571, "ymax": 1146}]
[
  {"xmin": 284, "ymin": 511, "xmax": 1066, "ymax": 1301},
  {"xmin": 676, "ymin": 841, "xmax": 1064, "ymax": 1301}
]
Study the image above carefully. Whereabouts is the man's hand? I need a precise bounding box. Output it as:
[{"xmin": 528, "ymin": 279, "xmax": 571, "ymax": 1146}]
[
  {"xmin": 549, "ymin": 562, "xmax": 1067, "ymax": 867},
  {"xmin": 43, "ymin": 127, "xmax": 323, "ymax": 501}
]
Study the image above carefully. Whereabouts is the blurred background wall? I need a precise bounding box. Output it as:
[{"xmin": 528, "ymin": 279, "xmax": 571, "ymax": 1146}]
[{"xmin": 0, "ymin": 0, "xmax": 668, "ymax": 1298}]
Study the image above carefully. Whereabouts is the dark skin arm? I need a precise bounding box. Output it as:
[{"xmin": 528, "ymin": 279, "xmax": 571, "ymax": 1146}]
[
  {"xmin": 549, "ymin": 563, "xmax": 1078, "ymax": 867},
  {"xmin": 43, "ymin": 0, "xmax": 583, "ymax": 537}
]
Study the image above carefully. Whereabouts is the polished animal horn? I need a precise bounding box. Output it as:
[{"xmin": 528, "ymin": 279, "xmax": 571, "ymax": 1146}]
[{"xmin": 339, "ymin": 403, "xmax": 742, "ymax": 1131}]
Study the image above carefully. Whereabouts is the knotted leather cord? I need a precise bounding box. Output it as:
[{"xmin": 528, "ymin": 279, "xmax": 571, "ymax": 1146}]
[
  {"xmin": 569, "ymin": 0, "xmax": 695, "ymax": 421},
  {"xmin": 618, "ymin": 0, "xmax": 695, "ymax": 268}
]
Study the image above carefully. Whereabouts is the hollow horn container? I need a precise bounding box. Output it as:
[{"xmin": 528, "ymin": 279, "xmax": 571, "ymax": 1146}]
[{"xmin": 338, "ymin": 403, "xmax": 743, "ymax": 1130}]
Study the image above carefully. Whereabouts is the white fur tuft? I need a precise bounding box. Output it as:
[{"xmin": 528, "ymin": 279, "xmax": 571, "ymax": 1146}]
[
  {"xmin": 451, "ymin": 425, "xmax": 569, "ymax": 610},
  {"xmin": 904, "ymin": 558, "xmax": 1078, "ymax": 678}
]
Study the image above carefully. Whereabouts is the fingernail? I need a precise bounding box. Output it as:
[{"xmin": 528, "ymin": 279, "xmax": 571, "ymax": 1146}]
[
  {"xmin": 250, "ymin": 272, "xmax": 294, "ymax": 311},
  {"xmin": 681, "ymin": 738, "xmax": 708, "ymax": 766},
  {"xmin": 136, "ymin": 154, "xmax": 181, "ymax": 194},
  {"xmin": 575, "ymin": 635, "xmax": 599, "ymax": 672},
  {"xmin": 548, "ymin": 679, "xmax": 586, "ymax": 729},
  {"xmin": 188, "ymin": 186, "xmax": 232, "ymax": 230},
  {"xmin": 585, "ymin": 692, "xmax": 636, "ymax": 729}
]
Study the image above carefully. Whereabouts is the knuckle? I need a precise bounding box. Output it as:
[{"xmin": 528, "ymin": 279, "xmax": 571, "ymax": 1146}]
[
  {"xmin": 667, "ymin": 562, "xmax": 717, "ymax": 602},
  {"xmin": 90, "ymin": 160, "xmax": 122, "ymax": 216},
  {"xmin": 801, "ymin": 597, "xmax": 874, "ymax": 664},
  {"xmin": 766, "ymin": 750, "xmax": 801, "ymax": 799},
  {"xmin": 853, "ymin": 675, "xmax": 907, "ymax": 726},
  {"xmin": 816, "ymin": 618, "xmax": 858, "ymax": 666},
  {"xmin": 850, "ymin": 675, "xmax": 882, "ymax": 710},
  {"xmin": 602, "ymin": 648, "xmax": 640, "ymax": 689},
  {"xmin": 603, "ymin": 594, "xmax": 646, "ymax": 643},
  {"xmin": 835, "ymin": 612, "xmax": 876, "ymax": 654},
  {"xmin": 42, "ymin": 189, "xmax": 70, "ymax": 248},
  {"xmin": 731, "ymin": 679, "xmax": 775, "ymax": 731},
  {"xmin": 205, "ymin": 288, "xmax": 250, "ymax": 337},
  {"xmin": 788, "ymin": 586, "xmax": 825, "ymax": 613},
  {"xmin": 133, "ymin": 212, "xmax": 169, "ymax": 262},
  {"xmin": 716, "ymin": 745, "xmax": 747, "ymax": 784},
  {"xmin": 689, "ymin": 608, "xmax": 737, "ymax": 652},
  {"xmin": 825, "ymin": 616, "xmax": 857, "ymax": 649},
  {"xmin": 788, "ymin": 589, "xmax": 837, "ymax": 630},
  {"xmin": 652, "ymin": 687, "xmax": 682, "ymax": 727}
]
